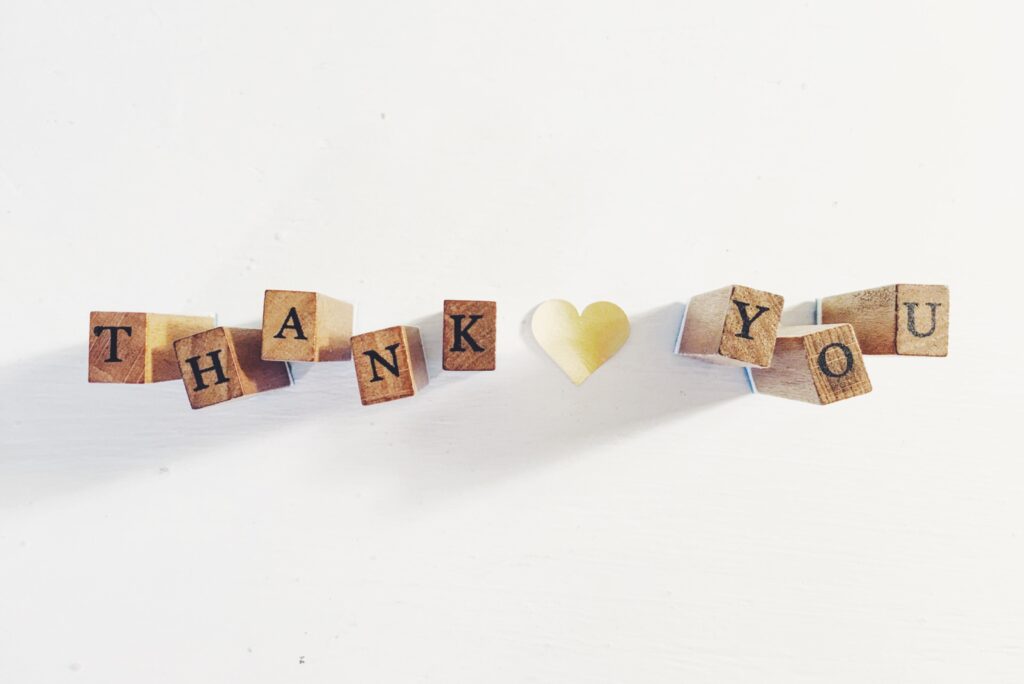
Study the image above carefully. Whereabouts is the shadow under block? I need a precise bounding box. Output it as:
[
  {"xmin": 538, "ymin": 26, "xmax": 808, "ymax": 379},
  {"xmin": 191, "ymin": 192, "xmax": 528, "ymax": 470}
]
[
  {"xmin": 442, "ymin": 300, "xmax": 497, "ymax": 371},
  {"xmin": 351, "ymin": 326, "xmax": 429, "ymax": 405},
  {"xmin": 819, "ymin": 284, "xmax": 949, "ymax": 356},
  {"xmin": 174, "ymin": 327, "xmax": 292, "ymax": 409},
  {"xmin": 675, "ymin": 285, "xmax": 785, "ymax": 368},
  {"xmin": 89, "ymin": 311, "xmax": 216, "ymax": 383},
  {"xmin": 261, "ymin": 290, "xmax": 354, "ymax": 362},
  {"xmin": 750, "ymin": 324, "xmax": 872, "ymax": 405}
]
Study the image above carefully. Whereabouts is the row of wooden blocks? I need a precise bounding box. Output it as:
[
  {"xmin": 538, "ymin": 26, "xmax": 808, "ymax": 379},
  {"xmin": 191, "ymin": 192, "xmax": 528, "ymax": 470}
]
[
  {"xmin": 89, "ymin": 293, "xmax": 495, "ymax": 408},
  {"xmin": 676, "ymin": 283, "xmax": 948, "ymax": 404},
  {"xmin": 88, "ymin": 284, "xmax": 947, "ymax": 409}
]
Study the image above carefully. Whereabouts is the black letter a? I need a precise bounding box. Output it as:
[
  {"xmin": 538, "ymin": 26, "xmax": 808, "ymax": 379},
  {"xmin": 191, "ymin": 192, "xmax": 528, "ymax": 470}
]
[
  {"xmin": 273, "ymin": 307, "xmax": 308, "ymax": 340},
  {"xmin": 364, "ymin": 343, "xmax": 401, "ymax": 382}
]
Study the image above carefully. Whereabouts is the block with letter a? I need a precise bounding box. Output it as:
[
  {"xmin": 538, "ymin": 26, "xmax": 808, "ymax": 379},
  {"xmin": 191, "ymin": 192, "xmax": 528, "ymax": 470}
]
[{"xmin": 261, "ymin": 290, "xmax": 354, "ymax": 362}]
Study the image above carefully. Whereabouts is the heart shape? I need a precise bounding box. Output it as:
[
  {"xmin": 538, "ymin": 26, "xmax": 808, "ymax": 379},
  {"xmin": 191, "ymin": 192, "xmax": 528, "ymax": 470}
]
[{"xmin": 531, "ymin": 300, "xmax": 631, "ymax": 385}]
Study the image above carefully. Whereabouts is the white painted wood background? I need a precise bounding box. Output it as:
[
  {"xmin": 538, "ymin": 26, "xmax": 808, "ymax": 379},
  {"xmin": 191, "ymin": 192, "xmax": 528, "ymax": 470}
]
[{"xmin": 1, "ymin": 2, "xmax": 1021, "ymax": 681}]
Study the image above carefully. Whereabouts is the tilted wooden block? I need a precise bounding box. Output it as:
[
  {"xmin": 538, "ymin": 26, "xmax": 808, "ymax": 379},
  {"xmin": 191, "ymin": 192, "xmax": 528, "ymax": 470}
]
[
  {"xmin": 750, "ymin": 324, "xmax": 872, "ymax": 405},
  {"xmin": 89, "ymin": 311, "xmax": 215, "ymax": 383},
  {"xmin": 351, "ymin": 326, "xmax": 429, "ymax": 405},
  {"xmin": 174, "ymin": 327, "xmax": 292, "ymax": 409},
  {"xmin": 819, "ymin": 284, "xmax": 949, "ymax": 356},
  {"xmin": 675, "ymin": 285, "xmax": 785, "ymax": 368},
  {"xmin": 261, "ymin": 289, "xmax": 354, "ymax": 362},
  {"xmin": 443, "ymin": 299, "xmax": 497, "ymax": 371}
]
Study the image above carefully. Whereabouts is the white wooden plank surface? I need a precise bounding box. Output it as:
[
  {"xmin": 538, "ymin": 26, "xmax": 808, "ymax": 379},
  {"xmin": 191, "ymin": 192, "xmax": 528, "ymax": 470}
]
[{"xmin": 1, "ymin": 2, "xmax": 1021, "ymax": 681}]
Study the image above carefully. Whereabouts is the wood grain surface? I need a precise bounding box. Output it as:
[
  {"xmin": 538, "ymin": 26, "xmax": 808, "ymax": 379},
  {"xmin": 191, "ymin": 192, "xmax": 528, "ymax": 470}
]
[
  {"xmin": 351, "ymin": 326, "xmax": 428, "ymax": 405},
  {"xmin": 442, "ymin": 299, "xmax": 497, "ymax": 370},
  {"xmin": 751, "ymin": 324, "xmax": 872, "ymax": 405}
]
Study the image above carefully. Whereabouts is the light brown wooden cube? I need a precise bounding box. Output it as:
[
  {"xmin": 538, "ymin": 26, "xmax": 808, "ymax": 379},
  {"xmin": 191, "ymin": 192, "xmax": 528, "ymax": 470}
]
[
  {"xmin": 675, "ymin": 285, "xmax": 785, "ymax": 368},
  {"xmin": 89, "ymin": 311, "xmax": 215, "ymax": 383},
  {"xmin": 174, "ymin": 327, "xmax": 291, "ymax": 409},
  {"xmin": 261, "ymin": 290, "xmax": 354, "ymax": 362},
  {"xmin": 351, "ymin": 326, "xmax": 428, "ymax": 405},
  {"xmin": 750, "ymin": 324, "xmax": 872, "ymax": 405},
  {"xmin": 819, "ymin": 284, "xmax": 949, "ymax": 356},
  {"xmin": 443, "ymin": 300, "xmax": 496, "ymax": 371}
]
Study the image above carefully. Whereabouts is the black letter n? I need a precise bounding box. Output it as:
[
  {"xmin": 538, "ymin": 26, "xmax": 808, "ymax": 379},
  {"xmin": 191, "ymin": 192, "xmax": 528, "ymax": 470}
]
[
  {"xmin": 364, "ymin": 343, "xmax": 401, "ymax": 382},
  {"xmin": 185, "ymin": 350, "xmax": 231, "ymax": 391}
]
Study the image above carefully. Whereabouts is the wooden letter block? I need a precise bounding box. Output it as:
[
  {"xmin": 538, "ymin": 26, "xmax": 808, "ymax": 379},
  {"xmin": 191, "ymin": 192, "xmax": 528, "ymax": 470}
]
[
  {"xmin": 351, "ymin": 326, "xmax": 428, "ymax": 405},
  {"xmin": 174, "ymin": 327, "xmax": 291, "ymax": 409},
  {"xmin": 89, "ymin": 311, "xmax": 215, "ymax": 383},
  {"xmin": 819, "ymin": 284, "xmax": 949, "ymax": 356},
  {"xmin": 675, "ymin": 285, "xmax": 785, "ymax": 368},
  {"xmin": 443, "ymin": 299, "xmax": 496, "ymax": 371},
  {"xmin": 261, "ymin": 290, "xmax": 354, "ymax": 362},
  {"xmin": 750, "ymin": 324, "xmax": 872, "ymax": 405}
]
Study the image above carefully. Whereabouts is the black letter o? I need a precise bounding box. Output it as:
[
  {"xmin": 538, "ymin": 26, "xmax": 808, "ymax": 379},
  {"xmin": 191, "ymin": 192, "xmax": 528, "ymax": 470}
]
[{"xmin": 817, "ymin": 342, "xmax": 854, "ymax": 378}]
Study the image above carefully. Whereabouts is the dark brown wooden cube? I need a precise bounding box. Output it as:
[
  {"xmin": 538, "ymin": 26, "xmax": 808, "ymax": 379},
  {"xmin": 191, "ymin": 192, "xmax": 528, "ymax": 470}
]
[{"xmin": 442, "ymin": 300, "xmax": 496, "ymax": 371}]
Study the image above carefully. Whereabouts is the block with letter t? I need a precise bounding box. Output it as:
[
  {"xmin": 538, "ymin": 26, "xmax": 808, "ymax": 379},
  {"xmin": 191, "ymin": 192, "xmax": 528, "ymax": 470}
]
[
  {"xmin": 443, "ymin": 299, "xmax": 496, "ymax": 371},
  {"xmin": 675, "ymin": 284, "xmax": 784, "ymax": 368},
  {"xmin": 749, "ymin": 324, "xmax": 872, "ymax": 405},
  {"xmin": 351, "ymin": 326, "xmax": 429, "ymax": 405},
  {"xmin": 261, "ymin": 289, "xmax": 354, "ymax": 362},
  {"xmin": 89, "ymin": 311, "xmax": 215, "ymax": 383},
  {"xmin": 819, "ymin": 284, "xmax": 949, "ymax": 356},
  {"xmin": 174, "ymin": 327, "xmax": 292, "ymax": 409}
]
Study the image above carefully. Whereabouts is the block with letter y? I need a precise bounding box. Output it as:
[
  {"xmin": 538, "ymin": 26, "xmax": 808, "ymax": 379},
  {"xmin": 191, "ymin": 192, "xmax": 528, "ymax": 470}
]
[
  {"xmin": 675, "ymin": 284, "xmax": 784, "ymax": 368},
  {"xmin": 351, "ymin": 326, "xmax": 429, "ymax": 405},
  {"xmin": 174, "ymin": 327, "xmax": 292, "ymax": 409}
]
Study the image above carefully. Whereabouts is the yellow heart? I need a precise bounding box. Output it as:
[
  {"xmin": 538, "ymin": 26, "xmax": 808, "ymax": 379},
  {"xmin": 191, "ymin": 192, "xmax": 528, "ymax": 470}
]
[{"xmin": 531, "ymin": 300, "xmax": 631, "ymax": 385}]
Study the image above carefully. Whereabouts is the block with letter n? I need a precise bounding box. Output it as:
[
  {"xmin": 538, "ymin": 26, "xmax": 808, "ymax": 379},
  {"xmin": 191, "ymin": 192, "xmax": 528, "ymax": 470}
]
[{"xmin": 351, "ymin": 326, "xmax": 429, "ymax": 405}]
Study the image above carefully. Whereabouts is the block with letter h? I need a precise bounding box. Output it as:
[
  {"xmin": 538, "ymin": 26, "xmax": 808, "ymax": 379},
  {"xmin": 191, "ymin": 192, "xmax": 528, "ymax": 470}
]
[
  {"xmin": 174, "ymin": 327, "xmax": 292, "ymax": 409},
  {"xmin": 749, "ymin": 324, "xmax": 872, "ymax": 405},
  {"xmin": 351, "ymin": 326, "xmax": 429, "ymax": 405},
  {"xmin": 819, "ymin": 284, "xmax": 949, "ymax": 356},
  {"xmin": 676, "ymin": 284, "xmax": 785, "ymax": 368},
  {"xmin": 89, "ymin": 311, "xmax": 215, "ymax": 383}
]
